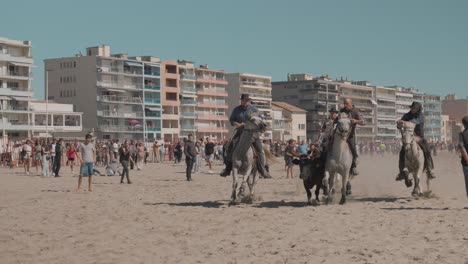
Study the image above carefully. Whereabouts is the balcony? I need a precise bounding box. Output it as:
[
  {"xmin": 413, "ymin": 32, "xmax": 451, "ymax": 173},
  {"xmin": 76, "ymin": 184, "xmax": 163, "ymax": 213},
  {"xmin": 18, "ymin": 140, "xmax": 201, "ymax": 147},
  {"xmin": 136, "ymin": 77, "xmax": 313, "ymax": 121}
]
[
  {"xmin": 0, "ymin": 88, "xmax": 32, "ymax": 97},
  {"xmin": 0, "ymin": 52, "xmax": 33, "ymax": 64},
  {"xmin": 146, "ymin": 127, "xmax": 161, "ymax": 132},
  {"xmin": 99, "ymin": 95, "xmax": 142, "ymax": 104},
  {"xmin": 97, "ymin": 110, "xmax": 144, "ymax": 118},
  {"xmin": 144, "ymin": 85, "xmax": 160, "ymax": 91},
  {"xmin": 145, "ymin": 112, "xmax": 161, "ymax": 118},
  {"xmin": 181, "ymin": 125, "xmax": 197, "ymax": 131},
  {"xmin": 181, "ymin": 87, "xmax": 196, "ymax": 93},
  {"xmin": 181, "ymin": 112, "xmax": 197, "ymax": 118},
  {"xmin": 241, "ymin": 81, "xmax": 271, "ymax": 88},
  {"xmin": 180, "ymin": 74, "xmax": 196, "ymax": 80},
  {"xmin": 181, "ymin": 99, "xmax": 196, "ymax": 105},
  {"xmin": 196, "ymin": 102, "xmax": 228, "ymax": 109},
  {"xmin": 196, "ymin": 88, "xmax": 228, "ymax": 97},
  {"xmin": 144, "ymin": 70, "xmax": 160, "ymax": 77},
  {"xmin": 197, "ymin": 127, "xmax": 229, "ymax": 133},
  {"xmin": 0, "ymin": 120, "xmax": 30, "ymax": 131},
  {"xmin": 0, "ymin": 71, "xmax": 33, "ymax": 80},
  {"xmin": 97, "ymin": 81, "xmax": 142, "ymax": 90},
  {"xmin": 99, "ymin": 125, "xmax": 144, "ymax": 133},
  {"xmin": 144, "ymin": 98, "xmax": 161, "ymax": 104},
  {"xmin": 197, "ymin": 114, "xmax": 228, "ymax": 121},
  {"xmin": 2, "ymin": 106, "xmax": 29, "ymax": 112}
]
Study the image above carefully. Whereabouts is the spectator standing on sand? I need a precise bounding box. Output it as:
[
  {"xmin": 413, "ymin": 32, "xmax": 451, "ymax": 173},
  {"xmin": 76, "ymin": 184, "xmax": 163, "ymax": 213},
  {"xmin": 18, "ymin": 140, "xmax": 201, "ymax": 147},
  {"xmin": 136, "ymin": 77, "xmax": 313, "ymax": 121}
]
[{"xmin": 458, "ymin": 116, "xmax": 468, "ymax": 197}]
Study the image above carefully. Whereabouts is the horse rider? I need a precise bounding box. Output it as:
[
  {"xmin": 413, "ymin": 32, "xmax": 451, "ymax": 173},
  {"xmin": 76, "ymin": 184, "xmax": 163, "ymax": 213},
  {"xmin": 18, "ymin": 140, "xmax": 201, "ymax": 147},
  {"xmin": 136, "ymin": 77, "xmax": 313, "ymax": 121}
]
[
  {"xmin": 339, "ymin": 98, "xmax": 365, "ymax": 176},
  {"xmin": 396, "ymin": 101, "xmax": 435, "ymax": 181},
  {"xmin": 220, "ymin": 94, "xmax": 272, "ymax": 178},
  {"xmin": 318, "ymin": 107, "xmax": 339, "ymax": 153}
]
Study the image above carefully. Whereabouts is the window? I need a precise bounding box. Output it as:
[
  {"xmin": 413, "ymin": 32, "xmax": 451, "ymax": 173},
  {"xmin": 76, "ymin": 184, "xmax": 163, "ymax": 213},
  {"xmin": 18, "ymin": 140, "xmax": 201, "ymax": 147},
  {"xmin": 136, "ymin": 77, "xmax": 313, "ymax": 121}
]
[
  {"xmin": 7, "ymin": 82, "xmax": 18, "ymax": 88},
  {"xmin": 298, "ymin": 124, "xmax": 306, "ymax": 130},
  {"xmin": 73, "ymin": 61, "xmax": 76, "ymax": 68}
]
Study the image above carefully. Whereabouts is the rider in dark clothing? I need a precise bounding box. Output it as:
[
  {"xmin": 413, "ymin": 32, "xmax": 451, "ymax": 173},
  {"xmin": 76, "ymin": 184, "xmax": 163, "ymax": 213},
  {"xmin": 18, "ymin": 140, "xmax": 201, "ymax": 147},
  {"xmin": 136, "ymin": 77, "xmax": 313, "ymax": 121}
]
[
  {"xmin": 220, "ymin": 94, "xmax": 272, "ymax": 178},
  {"xmin": 339, "ymin": 98, "xmax": 365, "ymax": 176},
  {"xmin": 396, "ymin": 101, "xmax": 435, "ymax": 181}
]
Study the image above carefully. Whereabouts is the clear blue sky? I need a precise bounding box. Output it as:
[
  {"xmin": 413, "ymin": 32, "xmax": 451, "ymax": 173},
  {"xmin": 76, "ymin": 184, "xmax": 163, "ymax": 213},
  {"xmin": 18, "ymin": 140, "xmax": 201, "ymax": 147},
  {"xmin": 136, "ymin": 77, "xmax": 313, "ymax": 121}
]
[{"xmin": 2, "ymin": 0, "xmax": 467, "ymax": 99}]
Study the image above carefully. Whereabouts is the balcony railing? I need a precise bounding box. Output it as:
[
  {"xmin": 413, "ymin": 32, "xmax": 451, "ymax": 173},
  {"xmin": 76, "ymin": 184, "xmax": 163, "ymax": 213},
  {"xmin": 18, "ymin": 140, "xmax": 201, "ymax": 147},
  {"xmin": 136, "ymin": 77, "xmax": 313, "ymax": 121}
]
[
  {"xmin": 144, "ymin": 85, "xmax": 160, "ymax": 91},
  {"xmin": 146, "ymin": 127, "xmax": 161, "ymax": 132},
  {"xmin": 181, "ymin": 87, "xmax": 196, "ymax": 93},
  {"xmin": 144, "ymin": 71, "xmax": 160, "ymax": 76},
  {"xmin": 181, "ymin": 125, "xmax": 197, "ymax": 130},
  {"xmin": 181, "ymin": 112, "xmax": 197, "ymax": 118},
  {"xmin": 98, "ymin": 110, "xmax": 144, "ymax": 118},
  {"xmin": 181, "ymin": 99, "xmax": 196, "ymax": 105},
  {"xmin": 144, "ymin": 98, "xmax": 161, "ymax": 104},
  {"xmin": 99, "ymin": 95, "xmax": 142, "ymax": 104},
  {"xmin": 180, "ymin": 74, "xmax": 196, "ymax": 80},
  {"xmin": 100, "ymin": 125, "xmax": 144, "ymax": 133},
  {"xmin": 97, "ymin": 81, "xmax": 143, "ymax": 90},
  {"xmin": 0, "ymin": 71, "xmax": 33, "ymax": 78},
  {"xmin": 145, "ymin": 112, "xmax": 161, "ymax": 117},
  {"xmin": 241, "ymin": 81, "xmax": 271, "ymax": 87}
]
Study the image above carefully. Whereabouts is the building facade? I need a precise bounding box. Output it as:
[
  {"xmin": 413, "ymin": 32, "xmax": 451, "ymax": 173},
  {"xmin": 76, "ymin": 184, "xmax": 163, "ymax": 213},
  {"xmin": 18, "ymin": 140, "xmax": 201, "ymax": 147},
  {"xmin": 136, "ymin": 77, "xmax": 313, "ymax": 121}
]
[
  {"xmin": 178, "ymin": 60, "xmax": 197, "ymax": 139},
  {"xmin": 45, "ymin": 45, "xmax": 163, "ymax": 141},
  {"xmin": 423, "ymin": 94, "xmax": 442, "ymax": 142},
  {"xmin": 0, "ymin": 37, "xmax": 34, "ymax": 137},
  {"xmin": 271, "ymin": 101, "xmax": 306, "ymax": 142},
  {"xmin": 442, "ymin": 94, "xmax": 468, "ymax": 122},
  {"xmin": 226, "ymin": 73, "xmax": 273, "ymax": 139},
  {"xmin": 195, "ymin": 65, "xmax": 229, "ymax": 140},
  {"xmin": 30, "ymin": 101, "xmax": 82, "ymax": 137},
  {"xmin": 161, "ymin": 60, "xmax": 180, "ymax": 142}
]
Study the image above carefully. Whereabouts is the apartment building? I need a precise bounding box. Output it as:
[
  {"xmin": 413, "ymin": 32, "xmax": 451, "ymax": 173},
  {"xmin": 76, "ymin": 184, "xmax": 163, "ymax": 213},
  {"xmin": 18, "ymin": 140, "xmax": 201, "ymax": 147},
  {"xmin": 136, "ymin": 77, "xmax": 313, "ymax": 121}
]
[
  {"xmin": 226, "ymin": 73, "xmax": 273, "ymax": 139},
  {"xmin": 374, "ymin": 86, "xmax": 397, "ymax": 141},
  {"xmin": 0, "ymin": 37, "xmax": 34, "ymax": 137},
  {"xmin": 178, "ymin": 60, "xmax": 197, "ymax": 138},
  {"xmin": 161, "ymin": 60, "xmax": 180, "ymax": 142},
  {"xmin": 271, "ymin": 101, "xmax": 307, "ymax": 142},
  {"xmin": 424, "ymin": 94, "xmax": 442, "ymax": 142},
  {"xmin": 195, "ymin": 65, "xmax": 229, "ymax": 140},
  {"xmin": 44, "ymin": 45, "xmax": 162, "ymax": 141}
]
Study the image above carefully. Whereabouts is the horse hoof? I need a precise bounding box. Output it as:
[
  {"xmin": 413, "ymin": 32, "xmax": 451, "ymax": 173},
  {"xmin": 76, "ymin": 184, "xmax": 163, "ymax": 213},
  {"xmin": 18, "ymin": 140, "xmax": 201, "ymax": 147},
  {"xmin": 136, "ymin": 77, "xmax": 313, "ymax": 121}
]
[
  {"xmin": 405, "ymin": 179, "xmax": 413, "ymax": 188},
  {"xmin": 346, "ymin": 189, "xmax": 352, "ymax": 196},
  {"xmin": 411, "ymin": 191, "xmax": 420, "ymax": 197},
  {"xmin": 339, "ymin": 196, "xmax": 346, "ymax": 205},
  {"xmin": 311, "ymin": 200, "xmax": 319, "ymax": 206},
  {"xmin": 228, "ymin": 200, "xmax": 239, "ymax": 206}
]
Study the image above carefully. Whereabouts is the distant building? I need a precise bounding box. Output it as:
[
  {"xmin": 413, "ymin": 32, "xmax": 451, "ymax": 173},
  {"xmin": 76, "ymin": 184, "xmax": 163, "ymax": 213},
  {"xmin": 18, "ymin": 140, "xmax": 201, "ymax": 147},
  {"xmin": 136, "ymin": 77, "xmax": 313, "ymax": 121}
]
[
  {"xmin": 442, "ymin": 94, "xmax": 468, "ymax": 122},
  {"xmin": 44, "ymin": 45, "xmax": 162, "ymax": 141},
  {"xmin": 423, "ymin": 94, "xmax": 442, "ymax": 142},
  {"xmin": 0, "ymin": 37, "xmax": 34, "ymax": 137},
  {"xmin": 30, "ymin": 101, "xmax": 82, "ymax": 137},
  {"xmin": 271, "ymin": 101, "xmax": 307, "ymax": 142}
]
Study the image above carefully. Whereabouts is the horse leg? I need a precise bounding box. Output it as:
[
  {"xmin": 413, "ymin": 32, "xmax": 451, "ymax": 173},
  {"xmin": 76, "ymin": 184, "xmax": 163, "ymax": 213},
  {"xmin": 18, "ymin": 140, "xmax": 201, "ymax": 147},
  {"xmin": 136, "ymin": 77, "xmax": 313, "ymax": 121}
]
[
  {"xmin": 340, "ymin": 172, "xmax": 349, "ymax": 205},
  {"xmin": 327, "ymin": 171, "xmax": 336, "ymax": 204},
  {"xmin": 304, "ymin": 181, "xmax": 312, "ymax": 205},
  {"xmin": 322, "ymin": 170, "xmax": 330, "ymax": 197},
  {"xmin": 411, "ymin": 171, "xmax": 421, "ymax": 197},
  {"xmin": 346, "ymin": 181, "xmax": 352, "ymax": 196},
  {"xmin": 229, "ymin": 168, "xmax": 239, "ymax": 206},
  {"xmin": 314, "ymin": 184, "xmax": 321, "ymax": 205}
]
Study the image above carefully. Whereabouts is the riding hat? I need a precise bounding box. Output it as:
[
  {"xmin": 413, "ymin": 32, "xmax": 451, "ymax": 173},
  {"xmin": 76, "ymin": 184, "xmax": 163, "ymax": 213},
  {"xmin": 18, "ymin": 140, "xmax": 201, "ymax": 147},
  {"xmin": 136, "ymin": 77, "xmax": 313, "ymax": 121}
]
[
  {"xmin": 409, "ymin": 101, "xmax": 422, "ymax": 109},
  {"xmin": 240, "ymin": 94, "xmax": 251, "ymax": 101}
]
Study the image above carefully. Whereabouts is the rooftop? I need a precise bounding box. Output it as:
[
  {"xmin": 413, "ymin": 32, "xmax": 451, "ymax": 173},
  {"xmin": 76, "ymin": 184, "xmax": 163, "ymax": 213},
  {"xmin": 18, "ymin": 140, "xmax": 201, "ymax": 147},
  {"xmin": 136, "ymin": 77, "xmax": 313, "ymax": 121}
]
[{"xmin": 271, "ymin": 101, "xmax": 307, "ymax": 113}]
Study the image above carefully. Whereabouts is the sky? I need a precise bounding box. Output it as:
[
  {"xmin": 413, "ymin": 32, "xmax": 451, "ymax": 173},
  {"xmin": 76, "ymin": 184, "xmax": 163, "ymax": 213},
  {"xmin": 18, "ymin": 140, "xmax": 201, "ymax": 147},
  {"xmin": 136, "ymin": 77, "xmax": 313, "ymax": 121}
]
[{"xmin": 1, "ymin": 0, "xmax": 467, "ymax": 99}]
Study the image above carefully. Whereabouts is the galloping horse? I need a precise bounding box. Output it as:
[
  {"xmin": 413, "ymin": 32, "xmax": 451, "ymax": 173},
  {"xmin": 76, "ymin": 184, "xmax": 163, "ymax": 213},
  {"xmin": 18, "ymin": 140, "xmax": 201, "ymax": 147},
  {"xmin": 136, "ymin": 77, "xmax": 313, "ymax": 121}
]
[
  {"xmin": 229, "ymin": 111, "xmax": 266, "ymax": 206},
  {"xmin": 322, "ymin": 112, "xmax": 353, "ymax": 205},
  {"xmin": 400, "ymin": 122, "xmax": 431, "ymax": 197}
]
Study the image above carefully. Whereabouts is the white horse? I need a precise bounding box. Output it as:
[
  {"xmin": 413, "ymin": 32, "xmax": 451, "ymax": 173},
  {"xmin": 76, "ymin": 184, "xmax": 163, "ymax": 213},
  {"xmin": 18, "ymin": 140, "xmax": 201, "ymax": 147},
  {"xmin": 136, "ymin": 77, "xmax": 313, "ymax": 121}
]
[
  {"xmin": 323, "ymin": 112, "xmax": 353, "ymax": 205},
  {"xmin": 229, "ymin": 112, "xmax": 266, "ymax": 206},
  {"xmin": 400, "ymin": 122, "xmax": 430, "ymax": 197}
]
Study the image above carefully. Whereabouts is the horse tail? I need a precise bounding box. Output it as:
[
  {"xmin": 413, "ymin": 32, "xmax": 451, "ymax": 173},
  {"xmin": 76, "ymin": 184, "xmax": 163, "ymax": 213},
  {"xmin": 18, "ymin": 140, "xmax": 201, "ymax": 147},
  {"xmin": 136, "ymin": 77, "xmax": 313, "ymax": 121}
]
[{"xmin": 263, "ymin": 145, "xmax": 278, "ymax": 165}]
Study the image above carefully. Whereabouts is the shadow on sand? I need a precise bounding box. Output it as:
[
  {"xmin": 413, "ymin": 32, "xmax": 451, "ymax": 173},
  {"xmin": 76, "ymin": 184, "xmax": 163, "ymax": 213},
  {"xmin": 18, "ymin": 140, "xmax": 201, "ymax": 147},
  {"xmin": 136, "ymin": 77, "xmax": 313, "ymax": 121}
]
[
  {"xmin": 380, "ymin": 207, "xmax": 450, "ymax": 211},
  {"xmin": 143, "ymin": 201, "xmax": 226, "ymax": 208},
  {"xmin": 352, "ymin": 197, "xmax": 409, "ymax": 203},
  {"xmin": 254, "ymin": 201, "xmax": 307, "ymax": 208}
]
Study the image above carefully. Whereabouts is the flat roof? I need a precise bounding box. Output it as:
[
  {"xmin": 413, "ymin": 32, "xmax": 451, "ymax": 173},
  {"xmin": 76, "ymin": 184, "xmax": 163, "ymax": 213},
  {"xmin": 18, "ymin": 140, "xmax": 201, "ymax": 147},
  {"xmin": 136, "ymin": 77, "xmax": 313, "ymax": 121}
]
[{"xmin": 271, "ymin": 101, "xmax": 307, "ymax": 113}]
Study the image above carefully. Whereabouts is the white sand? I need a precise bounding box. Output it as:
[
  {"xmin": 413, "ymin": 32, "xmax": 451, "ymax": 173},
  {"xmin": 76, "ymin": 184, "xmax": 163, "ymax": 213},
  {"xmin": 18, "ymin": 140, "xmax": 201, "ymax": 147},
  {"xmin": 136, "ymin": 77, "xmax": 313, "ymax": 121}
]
[{"xmin": 0, "ymin": 153, "xmax": 466, "ymax": 264}]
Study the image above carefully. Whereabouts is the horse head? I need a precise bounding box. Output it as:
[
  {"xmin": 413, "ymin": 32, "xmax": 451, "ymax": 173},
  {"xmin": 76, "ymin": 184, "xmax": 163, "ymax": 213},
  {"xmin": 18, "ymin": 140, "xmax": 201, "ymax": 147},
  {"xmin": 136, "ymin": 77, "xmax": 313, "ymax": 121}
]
[
  {"xmin": 400, "ymin": 122, "xmax": 416, "ymax": 151},
  {"xmin": 335, "ymin": 112, "xmax": 351, "ymax": 140},
  {"xmin": 244, "ymin": 111, "xmax": 267, "ymax": 132}
]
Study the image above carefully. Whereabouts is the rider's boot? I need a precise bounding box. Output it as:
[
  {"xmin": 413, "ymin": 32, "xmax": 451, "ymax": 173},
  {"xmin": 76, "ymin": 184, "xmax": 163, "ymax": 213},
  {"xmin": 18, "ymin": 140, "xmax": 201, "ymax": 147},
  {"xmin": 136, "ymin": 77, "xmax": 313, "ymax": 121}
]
[
  {"xmin": 350, "ymin": 157, "xmax": 359, "ymax": 176},
  {"xmin": 257, "ymin": 152, "xmax": 272, "ymax": 179},
  {"xmin": 220, "ymin": 163, "xmax": 232, "ymax": 177}
]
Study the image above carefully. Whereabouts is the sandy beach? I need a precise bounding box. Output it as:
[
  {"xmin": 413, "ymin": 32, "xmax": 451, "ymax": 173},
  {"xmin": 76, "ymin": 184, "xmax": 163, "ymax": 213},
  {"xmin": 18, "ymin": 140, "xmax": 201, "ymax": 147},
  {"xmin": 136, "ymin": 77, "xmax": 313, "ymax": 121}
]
[{"xmin": 0, "ymin": 153, "xmax": 466, "ymax": 264}]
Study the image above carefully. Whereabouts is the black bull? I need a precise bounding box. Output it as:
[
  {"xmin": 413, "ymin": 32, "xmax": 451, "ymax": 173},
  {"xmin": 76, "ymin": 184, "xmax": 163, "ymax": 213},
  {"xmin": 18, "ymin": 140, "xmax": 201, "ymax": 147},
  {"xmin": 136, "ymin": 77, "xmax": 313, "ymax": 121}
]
[{"xmin": 292, "ymin": 154, "xmax": 326, "ymax": 205}]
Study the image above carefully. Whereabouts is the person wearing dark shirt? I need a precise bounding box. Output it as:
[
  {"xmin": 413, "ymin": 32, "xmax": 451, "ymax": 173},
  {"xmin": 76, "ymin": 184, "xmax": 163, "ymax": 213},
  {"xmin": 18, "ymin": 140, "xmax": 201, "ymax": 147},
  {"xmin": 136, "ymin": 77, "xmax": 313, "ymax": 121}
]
[
  {"xmin": 339, "ymin": 98, "xmax": 365, "ymax": 176},
  {"xmin": 53, "ymin": 138, "xmax": 63, "ymax": 177},
  {"xmin": 396, "ymin": 101, "xmax": 435, "ymax": 181},
  {"xmin": 184, "ymin": 134, "xmax": 197, "ymax": 181},
  {"xmin": 220, "ymin": 94, "xmax": 272, "ymax": 178},
  {"xmin": 205, "ymin": 137, "xmax": 215, "ymax": 173}
]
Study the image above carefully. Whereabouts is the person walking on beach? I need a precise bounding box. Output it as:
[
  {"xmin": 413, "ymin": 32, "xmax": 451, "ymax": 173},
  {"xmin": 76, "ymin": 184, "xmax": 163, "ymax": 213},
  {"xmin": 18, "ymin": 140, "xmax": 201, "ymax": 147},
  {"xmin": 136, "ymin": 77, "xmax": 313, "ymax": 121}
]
[
  {"xmin": 205, "ymin": 137, "xmax": 215, "ymax": 174},
  {"xmin": 76, "ymin": 134, "xmax": 96, "ymax": 192},
  {"xmin": 184, "ymin": 134, "xmax": 196, "ymax": 181},
  {"xmin": 119, "ymin": 143, "xmax": 134, "ymax": 184},
  {"xmin": 53, "ymin": 138, "xmax": 63, "ymax": 177},
  {"xmin": 22, "ymin": 140, "xmax": 32, "ymax": 175},
  {"xmin": 458, "ymin": 116, "xmax": 468, "ymax": 197}
]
